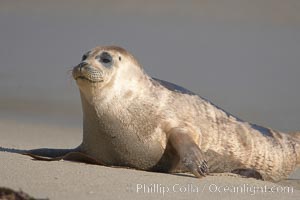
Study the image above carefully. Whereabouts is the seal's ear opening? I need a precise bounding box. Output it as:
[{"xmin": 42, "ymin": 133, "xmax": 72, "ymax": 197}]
[{"xmin": 96, "ymin": 52, "xmax": 113, "ymax": 68}]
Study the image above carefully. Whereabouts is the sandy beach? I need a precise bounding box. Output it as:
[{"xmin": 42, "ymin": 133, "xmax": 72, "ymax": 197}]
[
  {"xmin": 0, "ymin": 110, "xmax": 299, "ymax": 200},
  {"xmin": 1, "ymin": 1, "xmax": 300, "ymax": 199}
]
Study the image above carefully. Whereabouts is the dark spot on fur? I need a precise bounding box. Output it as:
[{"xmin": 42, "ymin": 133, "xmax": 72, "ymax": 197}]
[
  {"xmin": 124, "ymin": 90, "xmax": 133, "ymax": 98},
  {"xmin": 251, "ymin": 124, "xmax": 274, "ymax": 138}
]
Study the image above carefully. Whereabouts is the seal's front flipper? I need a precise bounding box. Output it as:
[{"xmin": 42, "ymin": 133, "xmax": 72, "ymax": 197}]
[
  {"xmin": 168, "ymin": 127, "xmax": 208, "ymax": 178},
  {"xmin": 26, "ymin": 148, "xmax": 76, "ymax": 158},
  {"xmin": 22, "ymin": 148, "xmax": 76, "ymax": 162},
  {"xmin": 231, "ymin": 168, "xmax": 264, "ymax": 180},
  {"xmin": 1, "ymin": 146, "xmax": 102, "ymax": 165},
  {"xmin": 24, "ymin": 151, "xmax": 103, "ymax": 165}
]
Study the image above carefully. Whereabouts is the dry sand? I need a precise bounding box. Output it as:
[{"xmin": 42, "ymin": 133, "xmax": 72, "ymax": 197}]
[{"xmin": 0, "ymin": 113, "xmax": 299, "ymax": 200}]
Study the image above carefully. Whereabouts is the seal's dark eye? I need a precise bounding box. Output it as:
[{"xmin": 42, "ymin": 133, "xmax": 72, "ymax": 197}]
[{"xmin": 96, "ymin": 52, "xmax": 113, "ymax": 68}]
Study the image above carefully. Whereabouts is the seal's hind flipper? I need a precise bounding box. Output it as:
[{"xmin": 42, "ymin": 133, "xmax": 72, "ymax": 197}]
[
  {"xmin": 231, "ymin": 168, "xmax": 264, "ymax": 180},
  {"xmin": 23, "ymin": 151, "xmax": 103, "ymax": 165}
]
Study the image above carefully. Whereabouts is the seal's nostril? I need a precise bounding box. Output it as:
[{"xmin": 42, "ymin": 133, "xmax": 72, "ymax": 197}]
[
  {"xmin": 77, "ymin": 61, "xmax": 89, "ymax": 72},
  {"xmin": 79, "ymin": 61, "xmax": 88, "ymax": 68}
]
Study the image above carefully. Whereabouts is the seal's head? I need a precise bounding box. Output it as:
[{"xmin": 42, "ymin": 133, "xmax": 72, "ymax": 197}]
[
  {"xmin": 73, "ymin": 46, "xmax": 146, "ymax": 102},
  {"xmin": 73, "ymin": 46, "xmax": 125, "ymax": 85}
]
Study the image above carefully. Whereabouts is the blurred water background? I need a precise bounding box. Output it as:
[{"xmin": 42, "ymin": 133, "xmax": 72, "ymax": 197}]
[{"xmin": 0, "ymin": 0, "xmax": 299, "ymax": 132}]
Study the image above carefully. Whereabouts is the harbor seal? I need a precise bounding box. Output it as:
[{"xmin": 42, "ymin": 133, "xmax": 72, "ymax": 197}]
[{"xmin": 21, "ymin": 46, "xmax": 300, "ymax": 181}]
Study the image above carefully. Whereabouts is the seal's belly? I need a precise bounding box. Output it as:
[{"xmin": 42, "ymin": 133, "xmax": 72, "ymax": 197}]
[{"xmin": 81, "ymin": 130, "xmax": 166, "ymax": 170}]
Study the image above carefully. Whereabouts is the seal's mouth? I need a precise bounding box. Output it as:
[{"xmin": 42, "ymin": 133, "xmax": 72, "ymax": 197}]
[{"xmin": 74, "ymin": 75, "xmax": 103, "ymax": 83}]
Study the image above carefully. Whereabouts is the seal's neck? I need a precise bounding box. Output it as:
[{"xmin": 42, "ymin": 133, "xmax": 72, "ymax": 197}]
[
  {"xmin": 79, "ymin": 72, "xmax": 155, "ymax": 143},
  {"xmin": 80, "ymin": 68, "xmax": 152, "ymax": 105}
]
